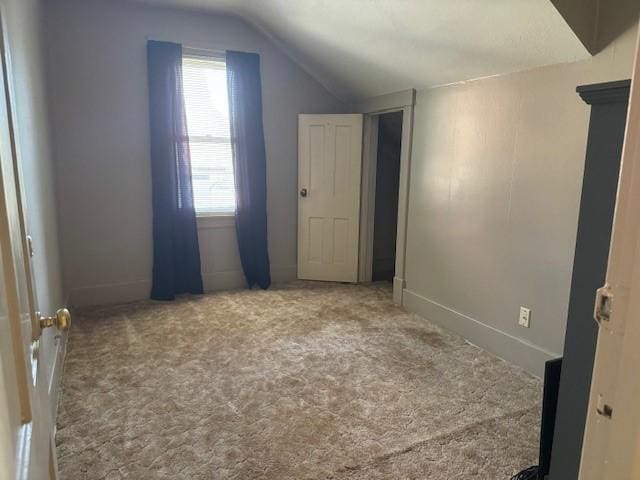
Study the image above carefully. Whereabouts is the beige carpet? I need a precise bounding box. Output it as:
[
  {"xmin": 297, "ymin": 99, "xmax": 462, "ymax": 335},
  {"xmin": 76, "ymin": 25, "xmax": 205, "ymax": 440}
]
[{"xmin": 56, "ymin": 281, "xmax": 541, "ymax": 479}]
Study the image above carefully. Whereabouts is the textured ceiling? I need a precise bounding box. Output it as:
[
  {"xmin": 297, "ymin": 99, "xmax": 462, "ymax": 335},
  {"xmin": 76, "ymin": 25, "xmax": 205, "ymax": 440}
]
[{"xmin": 130, "ymin": 0, "xmax": 591, "ymax": 101}]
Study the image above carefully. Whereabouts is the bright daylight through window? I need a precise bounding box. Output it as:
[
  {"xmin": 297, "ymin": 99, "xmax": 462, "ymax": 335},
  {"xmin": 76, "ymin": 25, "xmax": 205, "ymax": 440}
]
[{"xmin": 182, "ymin": 55, "xmax": 235, "ymax": 215}]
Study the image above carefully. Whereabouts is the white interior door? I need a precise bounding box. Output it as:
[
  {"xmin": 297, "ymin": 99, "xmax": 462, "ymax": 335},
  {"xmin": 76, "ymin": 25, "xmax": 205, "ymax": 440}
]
[
  {"xmin": 580, "ymin": 28, "xmax": 640, "ymax": 480},
  {"xmin": 0, "ymin": 67, "xmax": 53, "ymax": 480},
  {"xmin": 0, "ymin": 7, "xmax": 59, "ymax": 479},
  {"xmin": 298, "ymin": 114, "xmax": 363, "ymax": 282}
]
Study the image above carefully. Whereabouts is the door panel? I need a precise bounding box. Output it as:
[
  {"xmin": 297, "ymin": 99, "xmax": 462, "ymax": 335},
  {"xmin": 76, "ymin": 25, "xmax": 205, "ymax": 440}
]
[
  {"xmin": 0, "ymin": 5, "xmax": 56, "ymax": 479},
  {"xmin": 298, "ymin": 114, "xmax": 363, "ymax": 282},
  {"xmin": 0, "ymin": 246, "xmax": 22, "ymax": 480}
]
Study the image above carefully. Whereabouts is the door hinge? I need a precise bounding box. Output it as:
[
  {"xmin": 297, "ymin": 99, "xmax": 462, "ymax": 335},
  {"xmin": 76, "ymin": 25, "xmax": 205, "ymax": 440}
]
[{"xmin": 594, "ymin": 284, "xmax": 613, "ymax": 325}]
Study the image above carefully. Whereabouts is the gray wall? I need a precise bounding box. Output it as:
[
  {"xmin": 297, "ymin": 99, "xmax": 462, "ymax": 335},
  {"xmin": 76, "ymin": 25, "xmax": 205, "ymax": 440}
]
[
  {"xmin": 402, "ymin": 25, "xmax": 638, "ymax": 376},
  {"xmin": 44, "ymin": 0, "xmax": 346, "ymax": 306},
  {"xmin": 3, "ymin": 0, "xmax": 64, "ymax": 393}
]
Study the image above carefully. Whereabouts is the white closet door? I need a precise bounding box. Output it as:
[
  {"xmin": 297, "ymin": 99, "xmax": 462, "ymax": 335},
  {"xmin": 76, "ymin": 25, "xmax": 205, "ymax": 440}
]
[{"xmin": 297, "ymin": 114, "xmax": 363, "ymax": 282}]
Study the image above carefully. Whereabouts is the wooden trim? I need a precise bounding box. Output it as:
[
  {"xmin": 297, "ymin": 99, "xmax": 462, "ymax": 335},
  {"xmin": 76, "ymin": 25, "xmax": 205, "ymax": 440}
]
[
  {"xmin": 196, "ymin": 215, "xmax": 235, "ymax": 230},
  {"xmin": 393, "ymin": 104, "xmax": 415, "ymax": 304},
  {"xmin": 358, "ymin": 115, "xmax": 378, "ymax": 282},
  {"xmin": 357, "ymin": 90, "xmax": 416, "ymax": 303},
  {"xmin": 353, "ymin": 89, "xmax": 416, "ymax": 114},
  {"xmin": 577, "ymin": 79, "xmax": 632, "ymax": 105},
  {"xmin": 67, "ymin": 264, "xmax": 298, "ymax": 306},
  {"xmin": 402, "ymin": 288, "xmax": 557, "ymax": 377}
]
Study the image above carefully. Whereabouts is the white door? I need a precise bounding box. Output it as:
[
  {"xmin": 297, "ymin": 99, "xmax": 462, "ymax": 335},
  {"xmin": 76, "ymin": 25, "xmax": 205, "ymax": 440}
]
[
  {"xmin": 298, "ymin": 114, "xmax": 363, "ymax": 282},
  {"xmin": 579, "ymin": 28, "xmax": 640, "ymax": 480},
  {"xmin": 0, "ymin": 7, "xmax": 65, "ymax": 479}
]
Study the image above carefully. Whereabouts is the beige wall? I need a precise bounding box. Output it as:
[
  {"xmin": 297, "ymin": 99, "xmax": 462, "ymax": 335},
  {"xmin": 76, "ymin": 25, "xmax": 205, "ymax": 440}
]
[
  {"xmin": 44, "ymin": 0, "xmax": 346, "ymax": 306},
  {"xmin": 403, "ymin": 25, "xmax": 638, "ymax": 376}
]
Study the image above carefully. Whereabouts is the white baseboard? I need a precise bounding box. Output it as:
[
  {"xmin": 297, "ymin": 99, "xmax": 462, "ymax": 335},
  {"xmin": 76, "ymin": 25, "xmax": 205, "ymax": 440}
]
[
  {"xmin": 202, "ymin": 270, "xmax": 246, "ymax": 292},
  {"xmin": 203, "ymin": 264, "xmax": 297, "ymax": 290},
  {"xmin": 68, "ymin": 279, "xmax": 151, "ymax": 307},
  {"xmin": 68, "ymin": 264, "xmax": 298, "ymax": 307},
  {"xmin": 402, "ymin": 288, "xmax": 559, "ymax": 377}
]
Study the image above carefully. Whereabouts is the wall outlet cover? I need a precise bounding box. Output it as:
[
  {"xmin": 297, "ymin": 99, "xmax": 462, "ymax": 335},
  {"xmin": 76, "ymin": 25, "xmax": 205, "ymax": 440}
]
[{"xmin": 519, "ymin": 307, "xmax": 531, "ymax": 328}]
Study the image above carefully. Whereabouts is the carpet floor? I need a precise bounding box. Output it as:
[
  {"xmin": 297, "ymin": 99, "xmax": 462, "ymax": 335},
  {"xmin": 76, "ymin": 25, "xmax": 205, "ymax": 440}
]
[{"xmin": 56, "ymin": 281, "xmax": 542, "ymax": 479}]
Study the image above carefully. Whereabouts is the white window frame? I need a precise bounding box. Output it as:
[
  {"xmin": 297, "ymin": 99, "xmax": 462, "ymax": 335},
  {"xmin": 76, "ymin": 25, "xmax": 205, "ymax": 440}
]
[{"xmin": 182, "ymin": 48, "xmax": 235, "ymax": 219}]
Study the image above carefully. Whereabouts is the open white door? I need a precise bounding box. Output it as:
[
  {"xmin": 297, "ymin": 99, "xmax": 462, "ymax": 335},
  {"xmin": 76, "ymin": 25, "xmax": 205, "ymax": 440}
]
[
  {"xmin": 0, "ymin": 6, "xmax": 66, "ymax": 480},
  {"xmin": 298, "ymin": 114, "xmax": 363, "ymax": 282},
  {"xmin": 580, "ymin": 26, "xmax": 640, "ymax": 480}
]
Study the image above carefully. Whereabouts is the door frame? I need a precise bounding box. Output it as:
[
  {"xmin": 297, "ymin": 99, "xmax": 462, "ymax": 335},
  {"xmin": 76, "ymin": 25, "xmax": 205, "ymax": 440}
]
[{"xmin": 356, "ymin": 89, "xmax": 415, "ymax": 304}]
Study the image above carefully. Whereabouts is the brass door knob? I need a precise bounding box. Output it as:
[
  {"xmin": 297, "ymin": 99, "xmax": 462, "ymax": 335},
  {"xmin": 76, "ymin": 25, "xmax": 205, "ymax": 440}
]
[{"xmin": 39, "ymin": 308, "xmax": 71, "ymax": 331}]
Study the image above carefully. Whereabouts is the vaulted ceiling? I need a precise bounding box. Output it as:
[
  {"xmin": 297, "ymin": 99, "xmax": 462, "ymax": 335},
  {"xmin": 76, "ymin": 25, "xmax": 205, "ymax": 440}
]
[{"xmin": 131, "ymin": 0, "xmax": 591, "ymax": 101}]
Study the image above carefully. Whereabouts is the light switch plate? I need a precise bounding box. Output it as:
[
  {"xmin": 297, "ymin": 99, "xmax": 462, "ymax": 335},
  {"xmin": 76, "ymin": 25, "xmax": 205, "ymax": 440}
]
[{"xmin": 519, "ymin": 307, "xmax": 531, "ymax": 328}]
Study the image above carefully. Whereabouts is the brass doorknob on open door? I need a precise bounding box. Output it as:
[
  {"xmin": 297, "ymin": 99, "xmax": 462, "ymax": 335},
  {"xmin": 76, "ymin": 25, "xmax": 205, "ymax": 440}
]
[
  {"xmin": 300, "ymin": 188, "xmax": 307, "ymax": 197},
  {"xmin": 39, "ymin": 308, "xmax": 71, "ymax": 331}
]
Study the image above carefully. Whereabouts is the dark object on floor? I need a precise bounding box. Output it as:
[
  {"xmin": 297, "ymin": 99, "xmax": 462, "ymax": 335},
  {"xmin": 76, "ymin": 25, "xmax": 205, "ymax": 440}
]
[
  {"xmin": 538, "ymin": 358, "xmax": 562, "ymax": 477},
  {"xmin": 511, "ymin": 466, "xmax": 539, "ymax": 480},
  {"xmin": 512, "ymin": 358, "xmax": 563, "ymax": 480}
]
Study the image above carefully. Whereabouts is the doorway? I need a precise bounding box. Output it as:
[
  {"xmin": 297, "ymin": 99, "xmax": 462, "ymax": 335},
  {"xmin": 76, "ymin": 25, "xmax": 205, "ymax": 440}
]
[
  {"xmin": 296, "ymin": 91, "xmax": 414, "ymax": 300},
  {"xmin": 356, "ymin": 90, "xmax": 415, "ymax": 303},
  {"xmin": 371, "ymin": 111, "xmax": 403, "ymax": 281}
]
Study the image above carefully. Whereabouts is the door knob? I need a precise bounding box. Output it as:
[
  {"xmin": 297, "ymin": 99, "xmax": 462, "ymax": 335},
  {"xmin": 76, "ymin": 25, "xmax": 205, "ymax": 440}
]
[
  {"xmin": 39, "ymin": 308, "xmax": 71, "ymax": 331},
  {"xmin": 300, "ymin": 188, "xmax": 308, "ymax": 197}
]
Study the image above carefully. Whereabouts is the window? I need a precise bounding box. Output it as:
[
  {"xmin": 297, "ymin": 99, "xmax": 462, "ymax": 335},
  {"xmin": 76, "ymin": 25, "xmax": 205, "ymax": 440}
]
[{"xmin": 182, "ymin": 55, "xmax": 235, "ymax": 215}]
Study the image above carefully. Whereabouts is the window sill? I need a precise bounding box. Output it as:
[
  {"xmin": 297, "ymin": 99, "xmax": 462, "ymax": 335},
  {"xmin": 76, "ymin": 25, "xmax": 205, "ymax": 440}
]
[{"xmin": 196, "ymin": 214, "xmax": 235, "ymax": 230}]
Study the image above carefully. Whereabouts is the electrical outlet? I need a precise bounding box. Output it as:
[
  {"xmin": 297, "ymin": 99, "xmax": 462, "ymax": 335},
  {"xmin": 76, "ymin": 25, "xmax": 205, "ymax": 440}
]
[{"xmin": 519, "ymin": 307, "xmax": 531, "ymax": 328}]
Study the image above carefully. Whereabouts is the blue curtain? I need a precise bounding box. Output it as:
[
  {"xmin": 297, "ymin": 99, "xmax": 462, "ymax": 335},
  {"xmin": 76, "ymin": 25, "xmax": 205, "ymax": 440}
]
[
  {"xmin": 226, "ymin": 51, "xmax": 271, "ymax": 289},
  {"xmin": 147, "ymin": 40, "xmax": 204, "ymax": 300}
]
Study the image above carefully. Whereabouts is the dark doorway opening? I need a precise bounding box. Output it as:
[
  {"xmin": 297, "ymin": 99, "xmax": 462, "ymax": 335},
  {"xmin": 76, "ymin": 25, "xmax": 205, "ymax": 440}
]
[{"xmin": 372, "ymin": 111, "xmax": 403, "ymax": 282}]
